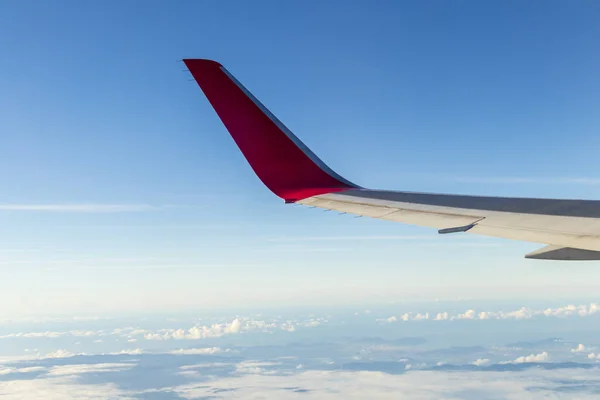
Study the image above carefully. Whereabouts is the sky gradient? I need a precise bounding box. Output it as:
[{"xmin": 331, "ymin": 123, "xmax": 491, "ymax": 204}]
[{"xmin": 1, "ymin": 0, "xmax": 600, "ymax": 317}]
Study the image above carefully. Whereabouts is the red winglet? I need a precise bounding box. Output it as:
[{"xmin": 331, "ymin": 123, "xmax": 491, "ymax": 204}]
[{"xmin": 183, "ymin": 59, "xmax": 357, "ymax": 202}]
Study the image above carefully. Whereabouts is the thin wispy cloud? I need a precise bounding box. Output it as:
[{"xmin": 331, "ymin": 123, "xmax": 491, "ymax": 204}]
[
  {"xmin": 267, "ymin": 235, "xmax": 464, "ymax": 242},
  {"xmin": 250, "ymin": 245, "xmax": 352, "ymax": 253},
  {"xmin": 396, "ymin": 173, "xmax": 600, "ymax": 186},
  {"xmin": 448, "ymin": 176, "xmax": 600, "ymax": 185},
  {"xmin": 0, "ymin": 204, "xmax": 159, "ymax": 213},
  {"xmin": 263, "ymin": 235, "xmax": 498, "ymax": 250}
]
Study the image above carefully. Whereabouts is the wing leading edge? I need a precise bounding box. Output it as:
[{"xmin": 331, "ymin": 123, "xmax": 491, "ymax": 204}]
[{"xmin": 183, "ymin": 59, "xmax": 600, "ymax": 260}]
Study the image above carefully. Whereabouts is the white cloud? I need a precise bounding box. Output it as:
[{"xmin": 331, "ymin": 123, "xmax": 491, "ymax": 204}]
[
  {"xmin": 386, "ymin": 316, "xmax": 397, "ymax": 323},
  {"xmin": 141, "ymin": 317, "xmax": 299, "ymax": 341},
  {"xmin": 543, "ymin": 305, "xmax": 574, "ymax": 317},
  {"xmin": 280, "ymin": 323, "xmax": 296, "ymax": 332},
  {"xmin": 373, "ymin": 302, "xmax": 600, "ymax": 324},
  {"xmin": 179, "ymin": 362, "xmax": 232, "ymax": 371},
  {"xmin": 0, "ymin": 366, "xmax": 45, "ymax": 375},
  {"xmin": 169, "ymin": 368, "xmax": 600, "ymax": 400},
  {"xmin": 299, "ymin": 318, "xmax": 325, "ymax": 328},
  {"xmin": 572, "ymin": 344, "xmax": 586, "ymax": 353},
  {"xmin": 47, "ymin": 363, "xmax": 136, "ymax": 377},
  {"xmin": 108, "ymin": 349, "xmax": 143, "ymax": 355},
  {"xmin": 0, "ymin": 329, "xmax": 101, "ymax": 340},
  {"xmin": 0, "ymin": 316, "xmax": 328, "ymax": 343},
  {"xmin": 472, "ymin": 358, "xmax": 490, "ymax": 366},
  {"xmin": 502, "ymin": 307, "xmax": 532, "ymax": 320},
  {"xmin": 235, "ymin": 361, "xmax": 281, "ymax": 375},
  {"xmin": 44, "ymin": 350, "xmax": 77, "ymax": 359},
  {"xmin": 508, "ymin": 352, "xmax": 549, "ymax": 364},
  {"xmin": 0, "ymin": 204, "xmax": 158, "ymax": 213},
  {"xmin": 0, "ymin": 376, "xmax": 132, "ymax": 399},
  {"xmin": 143, "ymin": 319, "xmax": 243, "ymax": 340},
  {"xmin": 0, "ymin": 331, "xmax": 65, "ymax": 339},
  {"xmin": 229, "ymin": 318, "xmax": 242, "ymax": 333},
  {"xmin": 455, "ymin": 309, "xmax": 476, "ymax": 320},
  {"xmin": 434, "ymin": 312, "xmax": 448, "ymax": 321},
  {"xmin": 169, "ymin": 347, "xmax": 226, "ymax": 355},
  {"xmin": 0, "ymin": 357, "xmax": 598, "ymax": 400}
]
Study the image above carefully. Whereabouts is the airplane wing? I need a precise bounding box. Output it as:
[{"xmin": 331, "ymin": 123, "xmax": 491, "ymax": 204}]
[{"xmin": 183, "ymin": 59, "xmax": 600, "ymax": 261}]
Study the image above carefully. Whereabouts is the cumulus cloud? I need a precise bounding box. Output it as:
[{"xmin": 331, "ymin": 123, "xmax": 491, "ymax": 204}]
[
  {"xmin": 508, "ymin": 352, "xmax": 549, "ymax": 364},
  {"xmin": 456, "ymin": 309, "xmax": 476, "ymax": 320},
  {"xmin": 140, "ymin": 317, "xmax": 323, "ymax": 341},
  {"xmin": 472, "ymin": 358, "xmax": 491, "ymax": 366},
  {"xmin": 377, "ymin": 302, "xmax": 600, "ymax": 324},
  {"xmin": 300, "ymin": 318, "xmax": 325, "ymax": 328},
  {"xmin": 229, "ymin": 318, "xmax": 242, "ymax": 333},
  {"xmin": 375, "ymin": 316, "xmax": 398, "ymax": 324},
  {"xmin": 169, "ymin": 347, "xmax": 227, "ymax": 355},
  {"xmin": 0, "ymin": 316, "xmax": 329, "ymax": 343},
  {"xmin": 502, "ymin": 307, "xmax": 532, "ymax": 320},
  {"xmin": 235, "ymin": 361, "xmax": 281, "ymax": 375},
  {"xmin": 108, "ymin": 349, "xmax": 143, "ymax": 355},
  {"xmin": 434, "ymin": 312, "xmax": 448, "ymax": 321},
  {"xmin": 143, "ymin": 319, "xmax": 245, "ymax": 341},
  {"xmin": 572, "ymin": 344, "xmax": 587, "ymax": 353},
  {"xmin": 44, "ymin": 350, "xmax": 77, "ymax": 359},
  {"xmin": 478, "ymin": 311, "xmax": 490, "ymax": 320},
  {"xmin": 413, "ymin": 313, "xmax": 429, "ymax": 321},
  {"xmin": 280, "ymin": 323, "xmax": 296, "ymax": 332}
]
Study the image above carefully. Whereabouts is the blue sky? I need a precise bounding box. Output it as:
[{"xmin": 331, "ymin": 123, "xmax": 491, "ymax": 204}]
[{"xmin": 1, "ymin": 0, "xmax": 600, "ymax": 316}]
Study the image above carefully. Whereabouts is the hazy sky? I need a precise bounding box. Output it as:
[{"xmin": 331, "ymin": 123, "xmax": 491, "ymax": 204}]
[{"xmin": 1, "ymin": 0, "xmax": 600, "ymax": 317}]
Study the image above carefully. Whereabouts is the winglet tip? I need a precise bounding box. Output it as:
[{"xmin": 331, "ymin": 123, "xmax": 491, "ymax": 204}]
[{"xmin": 182, "ymin": 58, "xmax": 223, "ymax": 68}]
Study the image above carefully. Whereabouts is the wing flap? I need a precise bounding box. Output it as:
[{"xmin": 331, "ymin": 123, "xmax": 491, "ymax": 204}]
[{"xmin": 525, "ymin": 245, "xmax": 600, "ymax": 261}]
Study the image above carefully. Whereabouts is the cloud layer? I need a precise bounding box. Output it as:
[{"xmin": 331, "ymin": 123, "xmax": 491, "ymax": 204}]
[{"xmin": 378, "ymin": 303, "xmax": 600, "ymax": 323}]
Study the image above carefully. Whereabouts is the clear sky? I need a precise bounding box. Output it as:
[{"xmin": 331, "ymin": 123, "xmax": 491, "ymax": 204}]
[{"xmin": 1, "ymin": 0, "xmax": 600, "ymax": 317}]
